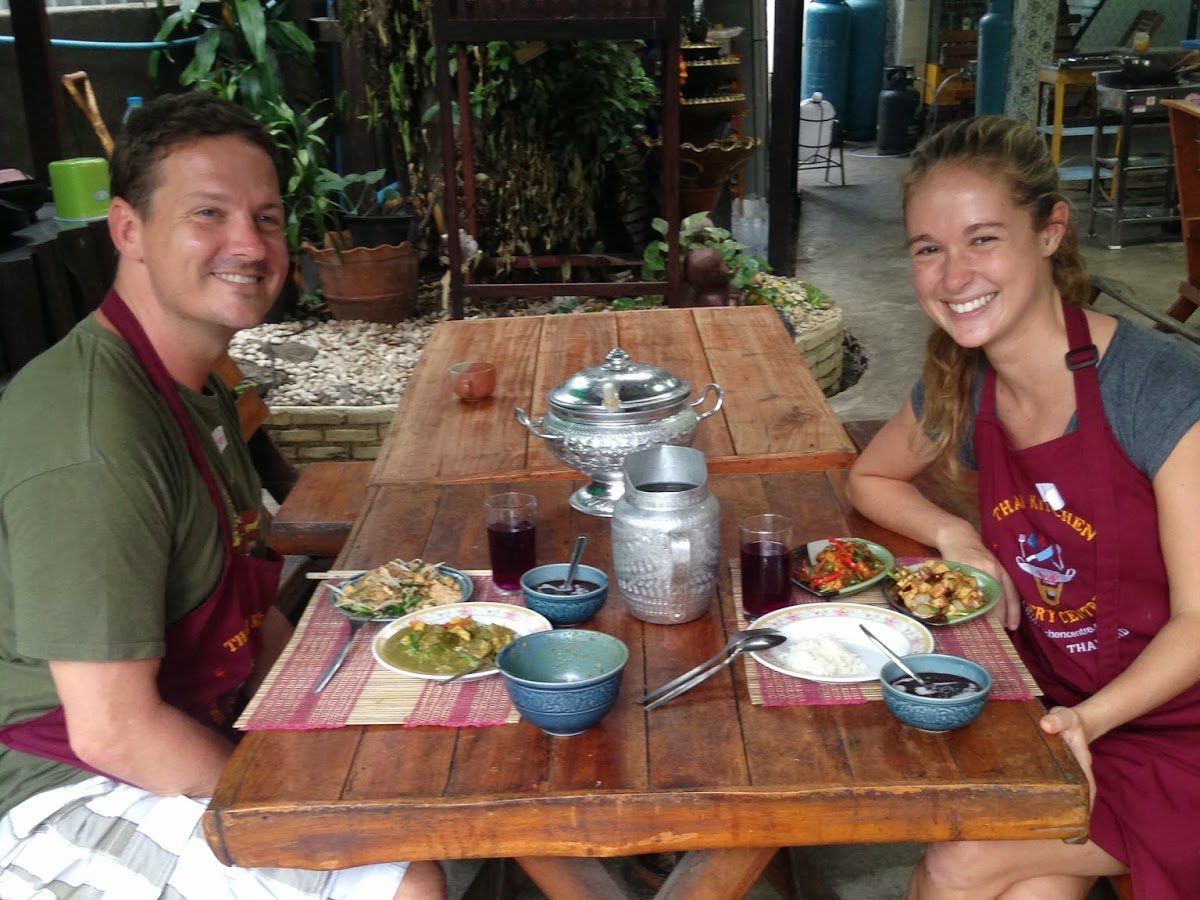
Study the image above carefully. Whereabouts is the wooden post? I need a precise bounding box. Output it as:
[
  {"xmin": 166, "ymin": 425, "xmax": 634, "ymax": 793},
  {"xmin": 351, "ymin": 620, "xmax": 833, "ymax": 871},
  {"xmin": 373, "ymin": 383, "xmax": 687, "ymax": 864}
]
[
  {"xmin": 10, "ymin": 0, "xmax": 64, "ymax": 181},
  {"xmin": 768, "ymin": 0, "xmax": 800, "ymax": 274}
]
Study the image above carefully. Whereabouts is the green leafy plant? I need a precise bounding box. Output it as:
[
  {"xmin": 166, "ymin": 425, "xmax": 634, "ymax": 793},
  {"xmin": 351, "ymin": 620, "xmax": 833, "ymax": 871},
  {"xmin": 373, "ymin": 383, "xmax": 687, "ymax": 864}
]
[
  {"xmin": 337, "ymin": 0, "xmax": 436, "ymax": 215},
  {"xmin": 642, "ymin": 212, "xmax": 771, "ymax": 296},
  {"xmin": 260, "ymin": 99, "xmax": 385, "ymax": 249},
  {"xmin": 150, "ymin": 0, "xmax": 315, "ymax": 117},
  {"xmin": 470, "ymin": 41, "xmax": 656, "ymax": 264}
]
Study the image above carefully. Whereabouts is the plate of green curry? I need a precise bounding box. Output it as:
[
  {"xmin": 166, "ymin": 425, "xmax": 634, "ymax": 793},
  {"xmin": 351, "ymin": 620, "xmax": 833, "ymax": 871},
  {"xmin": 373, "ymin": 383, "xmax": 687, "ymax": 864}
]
[{"xmin": 372, "ymin": 602, "xmax": 552, "ymax": 681}]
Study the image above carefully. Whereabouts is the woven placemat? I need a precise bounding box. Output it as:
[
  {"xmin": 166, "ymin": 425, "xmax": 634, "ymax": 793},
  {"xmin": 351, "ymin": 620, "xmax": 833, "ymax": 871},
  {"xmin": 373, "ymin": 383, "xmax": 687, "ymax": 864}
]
[
  {"xmin": 731, "ymin": 560, "xmax": 1040, "ymax": 707},
  {"xmin": 237, "ymin": 572, "xmax": 521, "ymax": 730}
]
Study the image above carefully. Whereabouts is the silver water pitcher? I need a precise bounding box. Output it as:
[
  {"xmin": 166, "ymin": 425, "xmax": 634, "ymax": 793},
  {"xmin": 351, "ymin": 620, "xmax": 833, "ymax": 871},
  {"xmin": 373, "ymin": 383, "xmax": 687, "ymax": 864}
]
[{"xmin": 611, "ymin": 445, "xmax": 720, "ymax": 624}]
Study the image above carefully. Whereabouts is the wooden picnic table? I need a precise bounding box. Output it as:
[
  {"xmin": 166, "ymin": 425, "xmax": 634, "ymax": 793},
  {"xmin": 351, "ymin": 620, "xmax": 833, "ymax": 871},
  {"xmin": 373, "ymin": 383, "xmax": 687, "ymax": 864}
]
[
  {"xmin": 369, "ymin": 306, "xmax": 858, "ymax": 487},
  {"xmin": 206, "ymin": 472, "xmax": 1089, "ymax": 898}
]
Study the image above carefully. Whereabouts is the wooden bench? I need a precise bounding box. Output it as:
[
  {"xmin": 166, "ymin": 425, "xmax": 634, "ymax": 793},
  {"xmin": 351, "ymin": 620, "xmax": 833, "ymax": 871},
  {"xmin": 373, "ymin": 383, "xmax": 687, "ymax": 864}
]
[{"xmin": 267, "ymin": 460, "xmax": 372, "ymax": 558}]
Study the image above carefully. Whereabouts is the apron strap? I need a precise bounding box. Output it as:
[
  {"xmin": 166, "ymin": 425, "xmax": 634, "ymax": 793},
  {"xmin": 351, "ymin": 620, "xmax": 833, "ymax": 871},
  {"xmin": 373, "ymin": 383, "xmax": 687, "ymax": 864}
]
[
  {"xmin": 1063, "ymin": 301, "xmax": 1122, "ymax": 677},
  {"xmin": 98, "ymin": 290, "xmax": 233, "ymax": 551}
]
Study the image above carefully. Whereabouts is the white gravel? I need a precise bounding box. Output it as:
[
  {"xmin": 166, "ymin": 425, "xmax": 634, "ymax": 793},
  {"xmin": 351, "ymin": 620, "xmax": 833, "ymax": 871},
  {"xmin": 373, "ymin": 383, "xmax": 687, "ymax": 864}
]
[
  {"xmin": 228, "ymin": 317, "xmax": 439, "ymax": 407},
  {"xmin": 228, "ymin": 288, "xmax": 562, "ymax": 407}
]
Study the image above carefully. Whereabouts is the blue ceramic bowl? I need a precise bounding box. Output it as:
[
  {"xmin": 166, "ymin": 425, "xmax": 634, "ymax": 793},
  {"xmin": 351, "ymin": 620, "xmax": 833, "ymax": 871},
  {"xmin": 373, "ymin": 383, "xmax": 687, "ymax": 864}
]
[
  {"xmin": 519, "ymin": 564, "xmax": 608, "ymax": 627},
  {"xmin": 496, "ymin": 629, "xmax": 628, "ymax": 736},
  {"xmin": 880, "ymin": 653, "xmax": 992, "ymax": 733}
]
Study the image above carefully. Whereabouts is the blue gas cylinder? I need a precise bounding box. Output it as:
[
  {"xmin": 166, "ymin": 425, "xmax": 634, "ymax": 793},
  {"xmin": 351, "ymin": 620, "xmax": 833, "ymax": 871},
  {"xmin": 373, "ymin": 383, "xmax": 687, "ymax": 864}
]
[
  {"xmin": 844, "ymin": 0, "xmax": 886, "ymax": 141},
  {"xmin": 975, "ymin": 0, "xmax": 1013, "ymax": 116},
  {"xmin": 801, "ymin": 0, "xmax": 852, "ymax": 127}
]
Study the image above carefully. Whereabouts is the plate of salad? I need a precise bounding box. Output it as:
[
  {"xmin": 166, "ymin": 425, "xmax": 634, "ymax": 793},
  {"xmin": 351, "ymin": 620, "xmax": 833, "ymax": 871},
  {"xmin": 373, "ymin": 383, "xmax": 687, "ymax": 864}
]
[{"xmin": 790, "ymin": 537, "xmax": 894, "ymax": 598}]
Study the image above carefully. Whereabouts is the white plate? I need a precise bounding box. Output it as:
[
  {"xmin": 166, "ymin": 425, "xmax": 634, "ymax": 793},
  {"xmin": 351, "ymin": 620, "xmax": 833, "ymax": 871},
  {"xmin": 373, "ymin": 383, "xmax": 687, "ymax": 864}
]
[
  {"xmin": 372, "ymin": 602, "xmax": 552, "ymax": 682},
  {"xmin": 748, "ymin": 602, "xmax": 935, "ymax": 683}
]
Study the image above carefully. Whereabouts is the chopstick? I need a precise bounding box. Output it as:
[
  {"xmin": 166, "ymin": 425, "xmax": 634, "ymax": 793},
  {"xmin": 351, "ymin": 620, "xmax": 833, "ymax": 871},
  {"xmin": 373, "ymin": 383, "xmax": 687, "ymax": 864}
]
[{"xmin": 305, "ymin": 570, "xmax": 365, "ymax": 580}]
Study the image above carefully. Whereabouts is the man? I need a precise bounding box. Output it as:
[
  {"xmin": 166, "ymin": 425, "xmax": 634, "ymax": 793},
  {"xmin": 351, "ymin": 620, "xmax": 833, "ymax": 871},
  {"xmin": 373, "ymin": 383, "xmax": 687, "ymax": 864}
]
[{"xmin": 0, "ymin": 93, "xmax": 444, "ymax": 899}]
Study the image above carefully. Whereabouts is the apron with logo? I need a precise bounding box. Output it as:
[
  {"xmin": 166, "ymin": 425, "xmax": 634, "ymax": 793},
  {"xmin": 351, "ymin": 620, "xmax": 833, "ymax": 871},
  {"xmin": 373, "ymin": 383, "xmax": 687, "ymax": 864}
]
[
  {"xmin": 0, "ymin": 290, "xmax": 281, "ymax": 774},
  {"xmin": 974, "ymin": 301, "xmax": 1200, "ymax": 898}
]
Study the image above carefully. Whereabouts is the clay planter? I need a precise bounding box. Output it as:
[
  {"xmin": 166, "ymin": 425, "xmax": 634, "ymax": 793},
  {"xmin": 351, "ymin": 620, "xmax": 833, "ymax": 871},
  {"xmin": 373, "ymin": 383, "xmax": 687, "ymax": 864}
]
[{"xmin": 302, "ymin": 241, "xmax": 418, "ymax": 323}]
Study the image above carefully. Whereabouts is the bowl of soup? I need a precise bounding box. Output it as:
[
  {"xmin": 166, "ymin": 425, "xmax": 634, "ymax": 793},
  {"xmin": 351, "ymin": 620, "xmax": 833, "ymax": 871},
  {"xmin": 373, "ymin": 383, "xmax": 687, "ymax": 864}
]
[
  {"xmin": 520, "ymin": 564, "xmax": 608, "ymax": 627},
  {"xmin": 879, "ymin": 653, "xmax": 992, "ymax": 732}
]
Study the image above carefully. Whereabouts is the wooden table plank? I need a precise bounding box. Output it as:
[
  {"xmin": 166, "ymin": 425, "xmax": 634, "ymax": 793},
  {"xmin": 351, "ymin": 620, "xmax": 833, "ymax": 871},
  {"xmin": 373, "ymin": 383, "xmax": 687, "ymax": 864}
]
[
  {"xmin": 371, "ymin": 316, "xmax": 545, "ymax": 485},
  {"xmin": 693, "ymin": 306, "xmax": 856, "ymax": 471},
  {"xmin": 205, "ymin": 474, "xmax": 1088, "ymax": 871}
]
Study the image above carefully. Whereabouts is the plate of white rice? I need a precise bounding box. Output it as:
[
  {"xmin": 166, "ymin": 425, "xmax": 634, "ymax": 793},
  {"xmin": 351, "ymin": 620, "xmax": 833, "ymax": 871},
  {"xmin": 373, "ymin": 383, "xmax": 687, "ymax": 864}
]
[{"xmin": 747, "ymin": 602, "xmax": 934, "ymax": 683}]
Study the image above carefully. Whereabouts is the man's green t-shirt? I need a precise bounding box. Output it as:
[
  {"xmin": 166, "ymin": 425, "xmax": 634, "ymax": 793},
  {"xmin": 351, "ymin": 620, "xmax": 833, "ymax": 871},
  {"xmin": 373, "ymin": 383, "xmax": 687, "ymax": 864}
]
[{"xmin": 0, "ymin": 316, "xmax": 265, "ymax": 816}]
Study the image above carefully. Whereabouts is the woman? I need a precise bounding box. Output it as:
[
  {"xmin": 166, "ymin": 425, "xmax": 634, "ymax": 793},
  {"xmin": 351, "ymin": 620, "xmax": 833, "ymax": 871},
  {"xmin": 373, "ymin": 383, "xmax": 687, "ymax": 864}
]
[{"xmin": 847, "ymin": 116, "xmax": 1200, "ymax": 899}]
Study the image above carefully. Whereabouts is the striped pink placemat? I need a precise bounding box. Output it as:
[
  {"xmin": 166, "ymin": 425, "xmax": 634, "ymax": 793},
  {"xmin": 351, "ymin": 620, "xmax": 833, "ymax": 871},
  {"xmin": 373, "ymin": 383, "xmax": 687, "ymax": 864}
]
[
  {"xmin": 237, "ymin": 572, "xmax": 522, "ymax": 730},
  {"xmin": 731, "ymin": 560, "xmax": 1039, "ymax": 707}
]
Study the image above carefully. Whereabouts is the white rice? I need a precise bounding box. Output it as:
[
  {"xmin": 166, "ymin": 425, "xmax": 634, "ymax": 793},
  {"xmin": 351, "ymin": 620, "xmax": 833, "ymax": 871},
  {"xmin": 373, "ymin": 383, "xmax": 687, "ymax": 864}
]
[{"xmin": 776, "ymin": 634, "xmax": 868, "ymax": 677}]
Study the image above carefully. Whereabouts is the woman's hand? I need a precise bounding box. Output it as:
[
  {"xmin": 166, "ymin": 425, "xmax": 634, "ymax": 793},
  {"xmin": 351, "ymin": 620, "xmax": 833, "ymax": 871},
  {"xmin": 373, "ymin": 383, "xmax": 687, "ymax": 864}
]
[
  {"xmin": 936, "ymin": 528, "xmax": 1022, "ymax": 630},
  {"xmin": 1040, "ymin": 705, "xmax": 1096, "ymax": 805}
]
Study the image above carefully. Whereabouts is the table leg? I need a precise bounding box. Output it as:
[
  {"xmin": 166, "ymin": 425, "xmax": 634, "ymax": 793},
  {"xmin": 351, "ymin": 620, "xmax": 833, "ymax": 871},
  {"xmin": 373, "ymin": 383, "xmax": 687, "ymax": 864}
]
[
  {"xmin": 515, "ymin": 856, "xmax": 629, "ymax": 900},
  {"xmin": 656, "ymin": 847, "xmax": 779, "ymax": 899},
  {"xmin": 1052, "ymin": 79, "xmax": 1066, "ymax": 166}
]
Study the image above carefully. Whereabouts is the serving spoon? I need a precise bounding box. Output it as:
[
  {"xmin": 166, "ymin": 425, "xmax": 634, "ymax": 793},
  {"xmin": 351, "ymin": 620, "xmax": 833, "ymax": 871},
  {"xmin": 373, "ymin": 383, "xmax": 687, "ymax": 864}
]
[
  {"xmin": 858, "ymin": 624, "xmax": 928, "ymax": 686},
  {"xmin": 641, "ymin": 629, "xmax": 786, "ymax": 711},
  {"xmin": 539, "ymin": 535, "xmax": 589, "ymax": 596}
]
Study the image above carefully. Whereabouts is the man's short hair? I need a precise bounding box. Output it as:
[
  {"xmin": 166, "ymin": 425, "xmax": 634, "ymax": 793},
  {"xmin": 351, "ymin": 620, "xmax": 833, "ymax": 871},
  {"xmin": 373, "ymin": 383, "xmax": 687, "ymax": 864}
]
[{"xmin": 110, "ymin": 92, "xmax": 280, "ymax": 216}]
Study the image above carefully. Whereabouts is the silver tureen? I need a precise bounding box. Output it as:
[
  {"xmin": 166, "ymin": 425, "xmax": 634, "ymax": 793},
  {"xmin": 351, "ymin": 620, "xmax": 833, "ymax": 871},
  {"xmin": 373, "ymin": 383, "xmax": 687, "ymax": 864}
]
[{"xmin": 515, "ymin": 348, "xmax": 724, "ymax": 517}]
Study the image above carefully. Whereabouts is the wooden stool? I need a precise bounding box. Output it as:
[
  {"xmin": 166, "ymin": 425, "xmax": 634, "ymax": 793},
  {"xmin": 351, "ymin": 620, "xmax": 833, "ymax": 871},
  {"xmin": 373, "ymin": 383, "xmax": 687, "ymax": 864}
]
[{"xmin": 268, "ymin": 461, "xmax": 372, "ymax": 558}]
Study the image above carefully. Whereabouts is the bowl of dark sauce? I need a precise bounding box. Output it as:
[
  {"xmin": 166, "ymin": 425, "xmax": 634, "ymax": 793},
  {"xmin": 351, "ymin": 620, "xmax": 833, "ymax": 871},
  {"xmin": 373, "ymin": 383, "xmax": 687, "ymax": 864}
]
[
  {"xmin": 880, "ymin": 653, "xmax": 991, "ymax": 732},
  {"xmin": 520, "ymin": 563, "xmax": 609, "ymax": 627}
]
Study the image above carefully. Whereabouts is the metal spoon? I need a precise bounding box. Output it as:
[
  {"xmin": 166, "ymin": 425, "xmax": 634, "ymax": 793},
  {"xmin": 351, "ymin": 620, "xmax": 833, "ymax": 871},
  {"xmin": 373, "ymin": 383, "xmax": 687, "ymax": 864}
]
[
  {"xmin": 538, "ymin": 535, "xmax": 589, "ymax": 596},
  {"xmin": 858, "ymin": 624, "xmax": 928, "ymax": 685},
  {"xmin": 641, "ymin": 630, "xmax": 787, "ymax": 711},
  {"xmin": 442, "ymin": 658, "xmax": 494, "ymax": 684}
]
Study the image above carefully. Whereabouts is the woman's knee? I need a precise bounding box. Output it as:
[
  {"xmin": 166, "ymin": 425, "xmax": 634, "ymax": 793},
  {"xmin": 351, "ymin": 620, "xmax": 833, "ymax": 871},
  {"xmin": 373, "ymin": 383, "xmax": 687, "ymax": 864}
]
[
  {"xmin": 394, "ymin": 861, "xmax": 446, "ymax": 900},
  {"xmin": 921, "ymin": 841, "xmax": 1015, "ymax": 893}
]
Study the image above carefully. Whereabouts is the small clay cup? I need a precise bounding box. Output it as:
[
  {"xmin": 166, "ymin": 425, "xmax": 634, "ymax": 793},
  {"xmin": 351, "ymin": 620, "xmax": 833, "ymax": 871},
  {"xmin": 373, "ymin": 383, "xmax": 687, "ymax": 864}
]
[{"xmin": 450, "ymin": 362, "xmax": 496, "ymax": 402}]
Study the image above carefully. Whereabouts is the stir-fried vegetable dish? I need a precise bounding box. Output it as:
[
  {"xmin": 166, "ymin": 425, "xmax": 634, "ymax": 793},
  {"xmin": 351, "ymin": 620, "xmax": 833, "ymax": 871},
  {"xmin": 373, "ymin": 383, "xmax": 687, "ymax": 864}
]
[
  {"xmin": 332, "ymin": 558, "xmax": 464, "ymax": 619},
  {"xmin": 793, "ymin": 538, "xmax": 885, "ymax": 593},
  {"xmin": 378, "ymin": 617, "xmax": 517, "ymax": 676},
  {"xmin": 889, "ymin": 561, "xmax": 987, "ymax": 621}
]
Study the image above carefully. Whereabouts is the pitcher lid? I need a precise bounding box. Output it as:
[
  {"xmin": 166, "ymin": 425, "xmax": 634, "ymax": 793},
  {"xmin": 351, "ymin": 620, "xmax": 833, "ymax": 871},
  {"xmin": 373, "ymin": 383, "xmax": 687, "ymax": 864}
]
[{"xmin": 548, "ymin": 349, "xmax": 692, "ymax": 417}]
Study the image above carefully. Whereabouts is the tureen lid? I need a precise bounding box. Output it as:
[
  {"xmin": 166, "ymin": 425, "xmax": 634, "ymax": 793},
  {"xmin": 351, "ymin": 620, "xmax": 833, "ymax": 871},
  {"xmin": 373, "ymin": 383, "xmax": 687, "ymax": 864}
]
[{"xmin": 547, "ymin": 349, "xmax": 692, "ymax": 418}]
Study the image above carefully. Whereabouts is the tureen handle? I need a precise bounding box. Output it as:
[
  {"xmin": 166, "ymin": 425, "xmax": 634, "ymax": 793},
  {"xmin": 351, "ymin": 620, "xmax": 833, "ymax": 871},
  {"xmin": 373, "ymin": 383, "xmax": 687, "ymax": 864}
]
[
  {"xmin": 690, "ymin": 383, "xmax": 725, "ymax": 422},
  {"xmin": 514, "ymin": 407, "xmax": 564, "ymax": 441}
]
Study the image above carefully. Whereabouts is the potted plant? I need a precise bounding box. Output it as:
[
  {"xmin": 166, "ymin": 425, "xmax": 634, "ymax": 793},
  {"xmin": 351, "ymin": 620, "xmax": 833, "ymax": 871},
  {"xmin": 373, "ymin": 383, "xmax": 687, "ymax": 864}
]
[
  {"xmin": 641, "ymin": 212, "xmax": 769, "ymax": 307},
  {"xmin": 264, "ymin": 99, "xmax": 420, "ymax": 323}
]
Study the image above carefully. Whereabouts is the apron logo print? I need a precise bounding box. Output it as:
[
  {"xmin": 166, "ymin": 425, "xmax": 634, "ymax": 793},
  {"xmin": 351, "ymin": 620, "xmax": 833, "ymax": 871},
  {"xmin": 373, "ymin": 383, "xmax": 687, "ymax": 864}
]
[{"xmin": 1015, "ymin": 532, "xmax": 1076, "ymax": 607}]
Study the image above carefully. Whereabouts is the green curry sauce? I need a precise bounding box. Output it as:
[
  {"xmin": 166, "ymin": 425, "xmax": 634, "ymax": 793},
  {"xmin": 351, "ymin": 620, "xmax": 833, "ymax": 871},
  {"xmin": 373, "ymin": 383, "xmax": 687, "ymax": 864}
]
[{"xmin": 380, "ymin": 618, "xmax": 518, "ymax": 675}]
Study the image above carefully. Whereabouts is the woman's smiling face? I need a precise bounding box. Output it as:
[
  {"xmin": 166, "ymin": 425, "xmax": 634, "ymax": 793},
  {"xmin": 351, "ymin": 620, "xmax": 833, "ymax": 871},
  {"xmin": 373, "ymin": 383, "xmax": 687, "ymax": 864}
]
[{"xmin": 904, "ymin": 161, "xmax": 1065, "ymax": 350}]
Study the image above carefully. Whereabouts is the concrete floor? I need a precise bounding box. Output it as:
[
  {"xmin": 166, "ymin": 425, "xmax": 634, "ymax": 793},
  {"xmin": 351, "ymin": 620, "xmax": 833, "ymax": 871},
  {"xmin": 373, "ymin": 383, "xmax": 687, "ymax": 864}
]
[{"xmin": 447, "ymin": 135, "xmax": 1187, "ymax": 900}]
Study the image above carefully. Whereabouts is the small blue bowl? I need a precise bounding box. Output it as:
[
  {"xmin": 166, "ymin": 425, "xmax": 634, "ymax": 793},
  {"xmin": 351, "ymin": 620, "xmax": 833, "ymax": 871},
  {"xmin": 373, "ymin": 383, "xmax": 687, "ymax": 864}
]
[
  {"xmin": 497, "ymin": 629, "xmax": 628, "ymax": 736},
  {"xmin": 880, "ymin": 653, "xmax": 992, "ymax": 733},
  {"xmin": 520, "ymin": 564, "xmax": 608, "ymax": 627}
]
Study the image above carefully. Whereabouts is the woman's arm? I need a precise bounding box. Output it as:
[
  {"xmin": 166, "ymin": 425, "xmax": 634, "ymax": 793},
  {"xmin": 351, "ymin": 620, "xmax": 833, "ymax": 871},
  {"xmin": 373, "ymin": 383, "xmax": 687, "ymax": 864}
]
[
  {"xmin": 847, "ymin": 399, "xmax": 1021, "ymax": 628},
  {"xmin": 1043, "ymin": 420, "xmax": 1200, "ymax": 746}
]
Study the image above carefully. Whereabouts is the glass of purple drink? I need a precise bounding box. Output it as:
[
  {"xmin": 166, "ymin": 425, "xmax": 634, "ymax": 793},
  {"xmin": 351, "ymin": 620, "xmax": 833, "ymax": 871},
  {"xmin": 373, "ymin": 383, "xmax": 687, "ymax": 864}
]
[
  {"xmin": 485, "ymin": 492, "xmax": 538, "ymax": 591},
  {"xmin": 739, "ymin": 514, "xmax": 793, "ymax": 619}
]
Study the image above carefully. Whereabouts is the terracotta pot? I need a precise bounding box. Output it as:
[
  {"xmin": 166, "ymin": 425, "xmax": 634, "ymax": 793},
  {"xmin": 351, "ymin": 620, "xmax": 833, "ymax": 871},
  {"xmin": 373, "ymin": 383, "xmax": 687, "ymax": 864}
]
[{"xmin": 302, "ymin": 241, "xmax": 418, "ymax": 323}]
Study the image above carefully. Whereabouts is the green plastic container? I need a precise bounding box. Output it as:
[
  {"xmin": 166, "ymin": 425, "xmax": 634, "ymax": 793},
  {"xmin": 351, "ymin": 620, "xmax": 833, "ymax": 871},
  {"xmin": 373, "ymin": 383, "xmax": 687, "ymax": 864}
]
[{"xmin": 48, "ymin": 157, "xmax": 111, "ymax": 221}]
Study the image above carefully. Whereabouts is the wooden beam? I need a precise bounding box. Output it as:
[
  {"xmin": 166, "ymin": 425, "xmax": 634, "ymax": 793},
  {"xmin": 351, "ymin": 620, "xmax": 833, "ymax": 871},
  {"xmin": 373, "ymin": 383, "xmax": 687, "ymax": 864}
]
[
  {"xmin": 10, "ymin": 0, "xmax": 63, "ymax": 181},
  {"xmin": 768, "ymin": 0, "xmax": 800, "ymax": 274}
]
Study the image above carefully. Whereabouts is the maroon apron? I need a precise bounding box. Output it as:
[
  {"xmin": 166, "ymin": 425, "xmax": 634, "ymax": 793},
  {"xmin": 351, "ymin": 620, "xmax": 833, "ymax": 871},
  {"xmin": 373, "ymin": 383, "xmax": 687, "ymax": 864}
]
[
  {"xmin": 0, "ymin": 290, "xmax": 282, "ymax": 773},
  {"xmin": 974, "ymin": 301, "xmax": 1200, "ymax": 899}
]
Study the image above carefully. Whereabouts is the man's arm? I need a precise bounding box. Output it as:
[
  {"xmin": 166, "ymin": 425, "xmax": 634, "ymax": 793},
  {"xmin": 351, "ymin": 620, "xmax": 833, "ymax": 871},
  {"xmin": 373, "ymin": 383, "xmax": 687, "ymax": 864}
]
[{"xmin": 50, "ymin": 657, "xmax": 232, "ymax": 798}]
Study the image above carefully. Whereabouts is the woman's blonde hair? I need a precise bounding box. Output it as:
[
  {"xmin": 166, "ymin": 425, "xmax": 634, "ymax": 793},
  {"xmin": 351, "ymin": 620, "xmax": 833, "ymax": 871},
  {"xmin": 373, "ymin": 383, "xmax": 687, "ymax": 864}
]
[{"xmin": 902, "ymin": 116, "xmax": 1091, "ymax": 474}]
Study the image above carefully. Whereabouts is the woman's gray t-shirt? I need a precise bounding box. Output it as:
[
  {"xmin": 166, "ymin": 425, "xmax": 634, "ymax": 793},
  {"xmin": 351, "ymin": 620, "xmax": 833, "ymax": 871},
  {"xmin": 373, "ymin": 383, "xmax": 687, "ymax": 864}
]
[{"xmin": 910, "ymin": 317, "xmax": 1200, "ymax": 479}]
